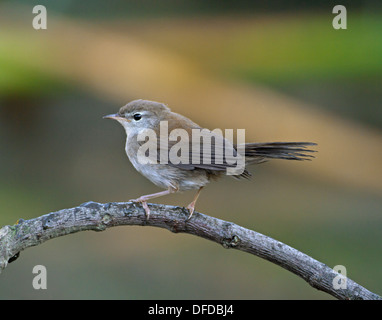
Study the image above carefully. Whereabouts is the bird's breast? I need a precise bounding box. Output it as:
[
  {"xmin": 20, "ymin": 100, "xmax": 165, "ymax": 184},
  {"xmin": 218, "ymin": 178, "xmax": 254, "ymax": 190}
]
[{"xmin": 124, "ymin": 138, "xmax": 209, "ymax": 191}]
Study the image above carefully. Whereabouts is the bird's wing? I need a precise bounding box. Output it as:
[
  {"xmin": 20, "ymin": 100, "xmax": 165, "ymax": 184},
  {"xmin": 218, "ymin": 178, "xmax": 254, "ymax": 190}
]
[{"xmin": 156, "ymin": 126, "xmax": 249, "ymax": 177}]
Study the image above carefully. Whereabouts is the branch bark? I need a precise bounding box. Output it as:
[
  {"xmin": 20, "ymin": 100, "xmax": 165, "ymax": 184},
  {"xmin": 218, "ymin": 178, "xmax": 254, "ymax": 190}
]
[{"xmin": 0, "ymin": 201, "xmax": 380, "ymax": 300}]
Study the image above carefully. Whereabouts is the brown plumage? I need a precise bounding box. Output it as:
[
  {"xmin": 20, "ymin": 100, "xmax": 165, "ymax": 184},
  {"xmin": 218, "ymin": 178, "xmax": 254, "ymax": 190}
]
[{"xmin": 104, "ymin": 99, "xmax": 317, "ymax": 219}]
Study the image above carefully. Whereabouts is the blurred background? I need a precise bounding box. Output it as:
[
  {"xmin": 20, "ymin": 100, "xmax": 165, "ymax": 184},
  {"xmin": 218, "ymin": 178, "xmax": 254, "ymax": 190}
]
[{"xmin": 1, "ymin": 0, "xmax": 381, "ymax": 299}]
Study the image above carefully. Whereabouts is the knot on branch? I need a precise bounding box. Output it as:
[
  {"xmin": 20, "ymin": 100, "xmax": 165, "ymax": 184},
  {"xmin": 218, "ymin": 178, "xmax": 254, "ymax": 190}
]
[{"xmin": 222, "ymin": 234, "xmax": 240, "ymax": 249}]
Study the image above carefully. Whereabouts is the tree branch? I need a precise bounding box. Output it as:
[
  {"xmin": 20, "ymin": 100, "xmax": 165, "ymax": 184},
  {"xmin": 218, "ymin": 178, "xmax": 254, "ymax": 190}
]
[{"xmin": 0, "ymin": 201, "xmax": 380, "ymax": 300}]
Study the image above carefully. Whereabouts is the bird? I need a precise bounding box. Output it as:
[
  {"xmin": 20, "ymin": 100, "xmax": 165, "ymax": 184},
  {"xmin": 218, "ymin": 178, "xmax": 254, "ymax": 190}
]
[{"xmin": 104, "ymin": 99, "xmax": 316, "ymax": 220}]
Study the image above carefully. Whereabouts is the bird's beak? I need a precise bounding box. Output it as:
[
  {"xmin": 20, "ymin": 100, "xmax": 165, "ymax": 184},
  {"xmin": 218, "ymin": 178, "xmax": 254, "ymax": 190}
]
[{"xmin": 103, "ymin": 114, "xmax": 127, "ymax": 121}]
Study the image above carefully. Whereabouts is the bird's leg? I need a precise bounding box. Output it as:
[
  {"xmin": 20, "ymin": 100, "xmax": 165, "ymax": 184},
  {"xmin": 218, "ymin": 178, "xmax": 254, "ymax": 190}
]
[
  {"xmin": 129, "ymin": 188, "xmax": 176, "ymax": 220},
  {"xmin": 186, "ymin": 187, "xmax": 203, "ymax": 221}
]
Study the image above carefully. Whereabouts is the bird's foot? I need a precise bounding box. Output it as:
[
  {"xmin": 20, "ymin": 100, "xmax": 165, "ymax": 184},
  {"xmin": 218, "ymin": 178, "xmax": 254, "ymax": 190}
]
[
  {"xmin": 129, "ymin": 197, "xmax": 150, "ymax": 220},
  {"xmin": 185, "ymin": 203, "xmax": 195, "ymax": 221}
]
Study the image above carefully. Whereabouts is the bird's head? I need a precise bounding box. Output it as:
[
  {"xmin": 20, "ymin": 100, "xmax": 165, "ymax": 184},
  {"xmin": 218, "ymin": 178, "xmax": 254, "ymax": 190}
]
[{"xmin": 103, "ymin": 99, "xmax": 171, "ymax": 135}]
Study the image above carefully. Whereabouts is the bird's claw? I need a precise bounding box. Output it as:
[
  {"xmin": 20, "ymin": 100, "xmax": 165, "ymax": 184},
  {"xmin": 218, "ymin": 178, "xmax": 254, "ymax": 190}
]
[
  {"xmin": 185, "ymin": 204, "xmax": 195, "ymax": 221},
  {"xmin": 129, "ymin": 198, "xmax": 150, "ymax": 220}
]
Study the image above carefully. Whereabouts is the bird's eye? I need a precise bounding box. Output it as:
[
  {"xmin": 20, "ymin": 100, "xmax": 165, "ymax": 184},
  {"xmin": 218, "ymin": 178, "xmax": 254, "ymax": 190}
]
[{"xmin": 133, "ymin": 113, "xmax": 142, "ymax": 121}]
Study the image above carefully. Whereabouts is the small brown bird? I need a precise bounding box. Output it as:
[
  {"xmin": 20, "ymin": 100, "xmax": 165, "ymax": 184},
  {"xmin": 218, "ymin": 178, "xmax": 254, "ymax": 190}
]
[{"xmin": 104, "ymin": 99, "xmax": 316, "ymax": 219}]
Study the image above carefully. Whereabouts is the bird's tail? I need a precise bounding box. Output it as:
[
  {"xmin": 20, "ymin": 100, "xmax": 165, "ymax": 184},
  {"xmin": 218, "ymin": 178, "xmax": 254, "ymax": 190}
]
[{"xmin": 240, "ymin": 142, "xmax": 317, "ymax": 164}]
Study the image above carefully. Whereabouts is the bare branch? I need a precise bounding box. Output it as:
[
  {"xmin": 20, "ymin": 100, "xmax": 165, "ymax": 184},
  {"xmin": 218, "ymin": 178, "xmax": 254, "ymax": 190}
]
[{"xmin": 0, "ymin": 201, "xmax": 380, "ymax": 300}]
